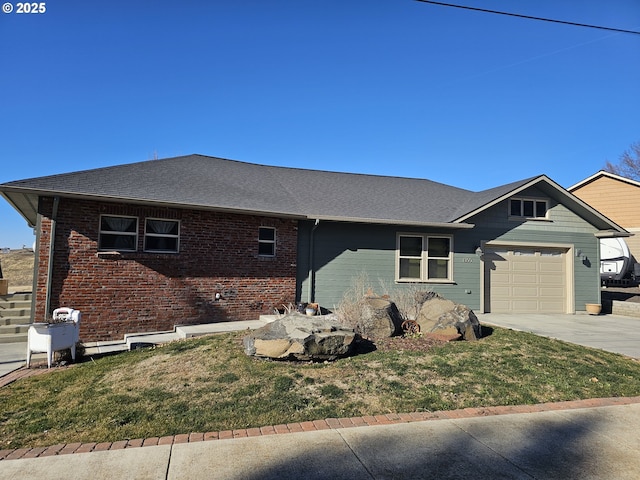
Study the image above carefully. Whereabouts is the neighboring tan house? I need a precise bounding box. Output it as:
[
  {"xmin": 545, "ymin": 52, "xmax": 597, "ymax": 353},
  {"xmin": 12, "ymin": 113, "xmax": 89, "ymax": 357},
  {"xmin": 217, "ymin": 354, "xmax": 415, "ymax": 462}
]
[
  {"xmin": 569, "ymin": 171, "xmax": 640, "ymax": 264},
  {"xmin": 0, "ymin": 155, "xmax": 627, "ymax": 343}
]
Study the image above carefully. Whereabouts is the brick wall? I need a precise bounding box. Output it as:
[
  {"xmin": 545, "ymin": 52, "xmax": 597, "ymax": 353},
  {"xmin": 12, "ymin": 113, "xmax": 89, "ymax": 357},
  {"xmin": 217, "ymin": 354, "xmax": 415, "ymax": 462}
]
[
  {"xmin": 34, "ymin": 197, "xmax": 298, "ymax": 342},
  {"xmin": 611, "ymin": 300, "xmax": 640, "ymax": 319}
]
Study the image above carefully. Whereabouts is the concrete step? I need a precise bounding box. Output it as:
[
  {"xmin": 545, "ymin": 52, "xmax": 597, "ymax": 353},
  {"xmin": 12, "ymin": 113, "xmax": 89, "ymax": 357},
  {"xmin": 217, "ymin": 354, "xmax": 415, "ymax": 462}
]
[
  {"xmin": 0, "ymin": 300, "xmax": 32, "ymax": 310},
  {"xmin": 0, "ymin": 333, "xmax": 28, "ymax": 344},
  {"xmin": 0, "ymin": 291, "xmax": 32, "ymax": 344},
  {"xmin": 0, "ymin": 316, "xmax": 32, "ymax": 326},
  {"xmin": 0, "ymin": 324, "xmax": 31, "ymax": 335},
  {"xmin": 0, "ymin": 293, "xmax": 32, "ymax": 302},
  {"xmin": 0, "ymin": 308, "xmax": 31, "ymax": 319}
]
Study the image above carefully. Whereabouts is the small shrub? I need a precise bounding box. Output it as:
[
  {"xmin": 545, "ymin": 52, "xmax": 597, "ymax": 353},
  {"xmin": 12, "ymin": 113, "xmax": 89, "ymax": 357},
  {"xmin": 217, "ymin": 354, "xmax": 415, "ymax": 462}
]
[
  {"xmin": 335, "ymin": 272, "xmax": 374, "ymax": 334},
  {"xmin": 334, "ymin": 273, "xmax": 433, "ymax": 335}
]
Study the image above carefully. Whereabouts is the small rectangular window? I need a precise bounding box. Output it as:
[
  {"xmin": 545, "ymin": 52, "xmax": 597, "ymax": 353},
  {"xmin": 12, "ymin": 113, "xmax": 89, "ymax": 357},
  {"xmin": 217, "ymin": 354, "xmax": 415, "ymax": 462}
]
[
  {"xmin": 399, "ymin": 235, "xmax": 423, "ymax": 280},
  {"xmin": 523, "ymin": 200, "xmax": 534, "ymax": 217},
  {"xmin": 258, "ymin": 227, "xmax": 276, "ymax": 257},
  {"xmin": 509, "ymin": 198, "xmax": 547, "ymax": 219},
  {"xmin": 144, "ymin": 219, "xmax": 180, "ymax": 253},
  {"xmin": 427, "ymin": 236, "xmax": 451, "ymax": 280},
  {"xmin": 510, "ymin": 199, "xmax": 521, "ymax": 216},
  {"xmin": 99, "ymin": 215, "xmax": 138, "ymax": 251}
]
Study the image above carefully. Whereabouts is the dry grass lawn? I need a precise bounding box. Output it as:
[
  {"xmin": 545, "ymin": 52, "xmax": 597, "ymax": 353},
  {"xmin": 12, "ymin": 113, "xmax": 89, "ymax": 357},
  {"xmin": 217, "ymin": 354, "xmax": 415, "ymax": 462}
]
[
  {"xmin": 2, "ymin": 328, "xmax": 640, "ymax": 449},
  {"xmin": 0, "ymin": 249, "xmax": 34, "ymax": 288}
]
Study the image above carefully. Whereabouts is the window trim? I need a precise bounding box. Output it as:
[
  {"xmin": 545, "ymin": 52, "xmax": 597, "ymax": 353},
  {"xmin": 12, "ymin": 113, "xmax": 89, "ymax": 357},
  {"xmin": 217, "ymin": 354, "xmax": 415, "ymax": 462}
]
[
  {"xmin": 258, "ymin": 226, "xmax": 276, "ymax": 257},
  {"xmin": 143, "ymin": 218, "xmax": 180, "ymax": 253},
  {"xmin": 509, "ymin": 197, "xmax": 549, "ymax": 220},
  {"xmin": 98, "ymin": 215, "xmax": 139, "ymax": 252},
  {"xmin": 396, "ymin": 233, "xmax": 454, "ymax": 283}
]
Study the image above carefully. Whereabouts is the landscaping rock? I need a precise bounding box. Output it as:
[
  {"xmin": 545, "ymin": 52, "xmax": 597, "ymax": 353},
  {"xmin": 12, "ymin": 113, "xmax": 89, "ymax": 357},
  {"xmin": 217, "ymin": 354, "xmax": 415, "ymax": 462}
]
[
  {"xmin": 416, "ymin": 293, "xmax": 481, "ymax": 340},
  {"xmin": 358, "ymin": 297, "xmax": 404, "ymax": 338},
  {"xmin": 243, "ymin": 313, "xmax": 358, "ymax": 361}
]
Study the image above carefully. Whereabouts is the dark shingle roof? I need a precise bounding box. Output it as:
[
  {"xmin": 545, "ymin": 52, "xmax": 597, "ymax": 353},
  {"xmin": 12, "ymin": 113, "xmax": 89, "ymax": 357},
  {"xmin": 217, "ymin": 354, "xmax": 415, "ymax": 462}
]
[{"xmin": 0, "ymin": 154, "xmax": 621, "ymax": 231}]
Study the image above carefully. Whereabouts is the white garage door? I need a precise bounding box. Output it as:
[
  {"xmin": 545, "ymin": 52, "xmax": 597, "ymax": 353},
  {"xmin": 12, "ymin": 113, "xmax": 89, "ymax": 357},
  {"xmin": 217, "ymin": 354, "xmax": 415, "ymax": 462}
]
[{"xmin": 485, "ymin": 247, "xmax": 567, "ymax": 313}]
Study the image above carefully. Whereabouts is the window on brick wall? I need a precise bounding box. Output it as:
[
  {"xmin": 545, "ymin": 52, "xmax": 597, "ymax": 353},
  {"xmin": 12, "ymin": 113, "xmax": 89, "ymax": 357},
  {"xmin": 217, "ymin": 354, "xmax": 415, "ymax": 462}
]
[
  {"xmin": 99, "ymin": 215, "xmax": 138, "ymax": 251},
  {"xmin": 258, "ymin": 227, "xmax": 276, "ymax": 257},
  {"xmin": 144, "ymin": 218, "xmax": 180, "ymax": 253}
]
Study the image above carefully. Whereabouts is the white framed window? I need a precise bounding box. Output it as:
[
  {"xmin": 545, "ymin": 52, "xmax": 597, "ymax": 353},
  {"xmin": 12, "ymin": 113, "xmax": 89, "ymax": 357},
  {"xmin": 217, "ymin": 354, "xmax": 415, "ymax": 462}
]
[
  {"xmin": 144, "ymin": 218, "xmax": 180, "ymax": 253},
  {"xmin": 258, "ymin": 227, "xmax": 276, "ymax": 257},
  {"xmin": 397, "ymin": 234, "xmax": 453, "ymax": 282},
  {"xmin": 99, "ymin": 215, "xmax": 138, "ymax": 251},
  {"xmin": 398, "ymin": 235, "xmax": 423, "ymax": 280},
  {"xmin": 509, "ymin": 198, "xmax": 548, "ymax": 219}
]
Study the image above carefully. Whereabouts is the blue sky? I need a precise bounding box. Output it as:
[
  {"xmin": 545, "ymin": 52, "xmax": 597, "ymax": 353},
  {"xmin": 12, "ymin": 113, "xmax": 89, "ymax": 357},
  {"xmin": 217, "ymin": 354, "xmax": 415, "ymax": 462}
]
[{"xmin": 1, "ymin": 0, "xmax": 639, "ymax": 248}]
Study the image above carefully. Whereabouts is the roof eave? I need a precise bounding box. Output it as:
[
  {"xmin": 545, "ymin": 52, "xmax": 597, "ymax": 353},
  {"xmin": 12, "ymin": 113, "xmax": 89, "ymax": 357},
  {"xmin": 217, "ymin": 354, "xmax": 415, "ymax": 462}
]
[
  {"xmin": 0, "ymin": 187, "xmax": 307, "ymax": 222},
  {"xmin": 308, "ymin": 215, "xmax": 474, "ymax": 228},
  {"xmin": 1, "ymin": 186, "xmax": 477, "ymax": 228},
  {"xmin": 595, "ymin": 230, "xmax": 634, "ymax": 239},
  {"xmin": 568, "ymin": 170, "xmax": 640, "ymax": 191}
]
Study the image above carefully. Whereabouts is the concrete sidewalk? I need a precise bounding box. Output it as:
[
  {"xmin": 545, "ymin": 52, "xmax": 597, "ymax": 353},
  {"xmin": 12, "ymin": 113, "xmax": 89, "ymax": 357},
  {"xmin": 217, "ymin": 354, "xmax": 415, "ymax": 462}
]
[{"xmin": 2, "ymin": 401, "xmax": 639, "ymax": 479}]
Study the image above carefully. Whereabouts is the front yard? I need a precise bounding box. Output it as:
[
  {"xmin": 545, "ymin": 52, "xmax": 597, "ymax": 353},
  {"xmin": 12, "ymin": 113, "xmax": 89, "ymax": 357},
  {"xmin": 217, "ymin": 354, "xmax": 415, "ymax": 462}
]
[{"xmin": 2, "ymin": 327, "xmax": 640, "ymax": 449}]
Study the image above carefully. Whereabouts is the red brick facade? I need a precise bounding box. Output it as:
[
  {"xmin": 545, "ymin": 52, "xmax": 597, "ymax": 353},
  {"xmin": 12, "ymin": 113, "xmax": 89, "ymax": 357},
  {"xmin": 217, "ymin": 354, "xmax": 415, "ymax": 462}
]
[{"xmin": 34, "ymin": 197, "xmax": 298, "ymax": 342}]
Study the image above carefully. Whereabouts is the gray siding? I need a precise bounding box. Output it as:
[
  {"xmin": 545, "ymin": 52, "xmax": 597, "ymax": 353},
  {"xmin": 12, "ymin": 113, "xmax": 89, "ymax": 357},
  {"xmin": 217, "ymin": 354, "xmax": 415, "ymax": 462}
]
[
  {"xmin": 297, "ymin": 221, "xmax": 482, "ymax": 311},
  {"xmin": 297, "ymin": 186, "xmax": 602, "ymax": 313}
]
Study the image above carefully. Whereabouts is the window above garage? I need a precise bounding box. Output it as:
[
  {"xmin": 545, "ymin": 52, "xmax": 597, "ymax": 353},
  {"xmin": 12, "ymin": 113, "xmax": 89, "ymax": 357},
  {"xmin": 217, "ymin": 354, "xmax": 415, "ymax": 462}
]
[{"xmin": 509, "ymin": 197, "xmax": 548, "ymax": 220}]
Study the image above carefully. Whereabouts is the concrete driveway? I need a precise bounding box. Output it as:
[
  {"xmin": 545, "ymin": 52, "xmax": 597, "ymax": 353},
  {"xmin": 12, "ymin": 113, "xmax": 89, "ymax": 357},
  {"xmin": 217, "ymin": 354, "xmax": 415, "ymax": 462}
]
[{"xmin": 478, "ymin": 312, "xmax": 640, "ymax": 359}]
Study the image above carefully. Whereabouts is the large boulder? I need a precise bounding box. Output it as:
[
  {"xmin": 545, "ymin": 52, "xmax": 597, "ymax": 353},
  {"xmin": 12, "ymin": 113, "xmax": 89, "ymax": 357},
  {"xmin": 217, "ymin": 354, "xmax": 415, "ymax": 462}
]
[
  {"xmin": 416, "ymin": 293, "xmax": 481, "ymax": 341},
  {"xmin": 243, "ymin": 313, "xmax": 358, "ymax": 361},
  {"xmin": 358, "ymin": 297, "xmax": 404, "ymax": 339}
]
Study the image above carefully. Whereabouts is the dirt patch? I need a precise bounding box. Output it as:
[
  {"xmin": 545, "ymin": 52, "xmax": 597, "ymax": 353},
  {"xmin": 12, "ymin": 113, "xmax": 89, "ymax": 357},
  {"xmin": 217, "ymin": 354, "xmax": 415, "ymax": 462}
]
[
  {"xmin": 0, "ymin": 249, "xmax": 34, "ymax": 288},
  {"xmin": 373, "ymin": 334, "xmax": 448, "ymax": 353}
]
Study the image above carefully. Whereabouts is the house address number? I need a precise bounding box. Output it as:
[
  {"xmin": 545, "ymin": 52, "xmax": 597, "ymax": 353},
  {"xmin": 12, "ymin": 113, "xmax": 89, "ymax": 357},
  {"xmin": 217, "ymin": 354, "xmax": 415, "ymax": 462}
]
[{"xmin": 463, "ymin": 258, "xmax": 473, "ymax": 263}]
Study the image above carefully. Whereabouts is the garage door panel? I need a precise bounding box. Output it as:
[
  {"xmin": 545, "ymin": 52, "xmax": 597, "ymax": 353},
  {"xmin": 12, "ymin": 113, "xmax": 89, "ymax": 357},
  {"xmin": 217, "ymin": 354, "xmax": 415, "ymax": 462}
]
[
  {"xmin": 486, "ymin": 246, "xmax": 567, "ymax": 314},
  {"xmin": 539, "ymin": 287, "xmax": 564, "ymax": 297},
  {"xmin": 540, "ymin": 263, "xmax": 564, "ymax": 273},
  {"xmin": 512, "ymin": 274, "xmax": 538, "ymax": 284},
  {"xmin": 539, "ymin": 275, "xmax": 564, "ymax": 286},
  {"xmin": 512, "ymin": 286, "xmax": 539, "ymax": 297},
  {"xmin": 492, "ymin": 286, "xmax": 511, "ymax": 296},
  {"xmin": 512, "ymin": 300, "xmax": 540, "ymax": 311},
  {"xmin": 491, "ymin": 300, "xmax": 511, "ymax": 311},
  {"xmin": 512, "ymin": 261, "xmax": 538, "ymax": 271}
]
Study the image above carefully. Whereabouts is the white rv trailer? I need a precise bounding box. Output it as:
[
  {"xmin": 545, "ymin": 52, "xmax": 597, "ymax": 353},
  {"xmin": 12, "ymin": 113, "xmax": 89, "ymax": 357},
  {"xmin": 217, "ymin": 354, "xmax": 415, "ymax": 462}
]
[{"xmin": 600, "ymin": 237, "xmax": 631, "ymax": 282}]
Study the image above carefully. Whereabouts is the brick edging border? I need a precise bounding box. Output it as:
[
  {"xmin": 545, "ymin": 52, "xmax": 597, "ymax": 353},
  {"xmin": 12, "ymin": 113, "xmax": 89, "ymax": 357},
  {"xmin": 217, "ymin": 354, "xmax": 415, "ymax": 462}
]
[{"xmin": 2, "ymin": 395, "xmax": 640, "ymax": 462}]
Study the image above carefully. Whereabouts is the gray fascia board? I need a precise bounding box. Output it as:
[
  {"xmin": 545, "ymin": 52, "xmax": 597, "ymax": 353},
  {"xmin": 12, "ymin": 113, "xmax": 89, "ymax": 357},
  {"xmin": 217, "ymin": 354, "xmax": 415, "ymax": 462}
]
[
  {"xmin": 308, "ymin": 215, "xmax": 475, "ymax": 228},
  {"xmin": 0, "ymin": 187, "xmax": 307, "ymax": 221},
  {"xmin": 595, "ymin": 230, "xmax": 633, "ymax": 238}
]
